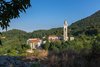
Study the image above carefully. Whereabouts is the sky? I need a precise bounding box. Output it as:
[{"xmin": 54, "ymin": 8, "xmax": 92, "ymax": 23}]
[{"xmin": 3, "ymin": 0, "xmax": 100, "ymax": 32}]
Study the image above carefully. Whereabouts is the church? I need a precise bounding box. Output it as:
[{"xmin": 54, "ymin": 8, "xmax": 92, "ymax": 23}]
[
  {"xmin": 48, "ymin": 20, "xmax": 74, "ymax": 41},
  {"xmin": 63, "ymin": 20, "xmax": 74, "ymax": 41},
  {"xmin": 27, "ymin": 20, "xmax": 74, "ymax": 50},
  {"xmin": 63, "ymin": 20, "xmax": 69, "ymax": 41}
]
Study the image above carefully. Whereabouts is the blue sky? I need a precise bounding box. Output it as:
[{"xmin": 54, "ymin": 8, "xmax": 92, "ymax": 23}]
[{"xmin": 4, "ymin": 0, "xmax": 100, "ymax": 32}]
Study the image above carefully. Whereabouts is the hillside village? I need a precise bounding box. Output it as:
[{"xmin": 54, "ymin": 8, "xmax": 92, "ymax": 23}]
[
  {"xmin": 0, "ymin": 10, "xmax": 100, "ymax": 55},
  {"xmin": 0, "ymin": 0, "xmax": 100, "ymax": 67},
  {"xmin": 0, "ymin": 10, "xmax": 100, "ymax": 67},
  {"xmin": 27, "ymin": 20, "xmax": 74, "ymax": 52}
]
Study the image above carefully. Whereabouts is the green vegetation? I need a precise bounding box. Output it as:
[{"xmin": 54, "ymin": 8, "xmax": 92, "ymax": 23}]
[
  {"xmin": 0, "ymin": 29, "xmax": 30, "ymax": 56},
  {"xmin": 0, "ymin": 10, "xmax": 100, "ymax": 67},
  {"xmin": 28, "ymin": 11, "xmax": 100, "ymax": 38},
  {"xmin": 70, "ymin": 10, "xmax": 100, "ymax": 36},
  {"xmin": 42, "ymin": 35, "xmax": 98, "ymax": 53},
  {"xmin": 39, "ymin": 10, "xmax": 100, "ymax": 67},
  {"xmin": 0, "ymin": 0, "xmax": 31, "ymax": 29},
  {"xmin": 29, "ymin": 27, "xmax": 63, "ymax": 38},
  {"xmin": 40, "ymin": 34, "xmax": 100, "ymax": 67}
]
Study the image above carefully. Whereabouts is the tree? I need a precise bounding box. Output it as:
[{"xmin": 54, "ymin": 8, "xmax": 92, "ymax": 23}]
[
  {"xmin": 0, "ymin": 33, "xmax": 2, "ymax": 46},
  {"xmin": 42, "ymin": 41, "xmax": 50, "ymax": 50},
  {"xmin": 0, "ymin": 0, "xmax": 31, "ymax": 30},
  {"xmin": 92, "ymin": 35, "xmax": 100, "ymax": 55}
]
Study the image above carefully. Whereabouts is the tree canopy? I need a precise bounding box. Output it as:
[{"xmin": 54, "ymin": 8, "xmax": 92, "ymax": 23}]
[{"xmin": 0, "ymin": 0, "xmax": 31, "ymax": 30}]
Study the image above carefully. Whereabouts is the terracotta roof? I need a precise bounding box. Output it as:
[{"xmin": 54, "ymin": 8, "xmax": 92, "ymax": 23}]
[
  {"xmin": 48, "ymin": 35, "xmax": 58, "ymax": 37},
  {"xmin": 28, "ymin": 38, "xmax": 41, "ymax": 43},
  {"xmin": 29, "ymin": 40, "xmax": 40, "ymax": 43}
]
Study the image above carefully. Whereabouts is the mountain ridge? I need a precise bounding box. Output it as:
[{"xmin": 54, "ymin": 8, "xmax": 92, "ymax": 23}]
[
  {"xmin": 70, "ymin": 10, "xmax": 100, "ymax": 36},
  {"xmin": 2, "ymin": 10, "xmax": 100, "ymax": 37}
]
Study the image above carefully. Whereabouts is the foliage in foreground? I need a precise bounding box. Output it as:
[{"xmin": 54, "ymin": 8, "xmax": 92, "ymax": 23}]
[
  {"xmin": 0, "ymin": 0, "xmax": 31, "ymax": 29},
  {"xmin": 40, "ymin": 34, "xmax": 100, "ymax": 67}
]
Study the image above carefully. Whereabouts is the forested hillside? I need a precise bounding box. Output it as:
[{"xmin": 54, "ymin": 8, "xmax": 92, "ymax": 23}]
[
  {"xmin": 28, "ymin": 10, "xmax": 100, "ymax": 37},
  {"xmin": 70, "ymin": 10, "xmax": 100, "ymax": 36},
  {"xmin": 0, "ymin": 10, "xmax": 100, "ymax": 56},
  {"xmin": 29, "ymin": 27, "xmax": 63, "ymax": 38},
  {"xmin": 0, "ymin": 29, "xmax": 29, "ymax": 55},
  {"xmin": 0, "ymin": 10, "xmax": 100, "ymax": 67},
  {"xmin": 2, "ymin": 29, "xmax": 28, "ymax": 40},
  {"xmin": 1, "ymin": 10, "xmax": 100, "ymax": 40}
]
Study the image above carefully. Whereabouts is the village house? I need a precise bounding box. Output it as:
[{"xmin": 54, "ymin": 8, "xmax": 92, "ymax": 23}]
[
  {"xmin": 27, "ymin": 38, "xmax": 42, "ymax": 49},
  {"xmin": 27, "ymin": 20, "xmax": 74, "ymax": 50},
  {"xmin": 48, "ymin": 35, "xmax": 59, "ymax": 42}
]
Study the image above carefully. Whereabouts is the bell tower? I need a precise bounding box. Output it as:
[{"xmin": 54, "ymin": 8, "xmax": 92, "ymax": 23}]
[{"xmin": 63, "ymin": 20, "xmax": 68, "ymax": 41}]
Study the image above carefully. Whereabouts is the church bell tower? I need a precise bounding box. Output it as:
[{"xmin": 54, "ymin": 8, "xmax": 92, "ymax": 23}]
[{"xmin": 63, "ymin": 20, "xmax": 68, "ymax": 41}]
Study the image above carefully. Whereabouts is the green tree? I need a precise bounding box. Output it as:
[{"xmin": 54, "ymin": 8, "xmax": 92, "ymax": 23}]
[
  {"xmin": 92, "ymin": 34, "xmax": 100, "ymax": 55},
  {"xmin": 0, "ymin": 0, "xmax": 31, "ymax": 30},
  {"xmin": 42, "ymin": 41, "xmax": 50, "ymax": 50}
]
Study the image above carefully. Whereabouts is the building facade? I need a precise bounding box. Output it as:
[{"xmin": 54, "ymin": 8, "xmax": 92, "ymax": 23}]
[
  {"xmin": 27, "ymin": 38, "xmax": 42, "ymax": 49},
  {"xmin": 48, "ymin": 35, "xmax": 59, "ymax": 42}
]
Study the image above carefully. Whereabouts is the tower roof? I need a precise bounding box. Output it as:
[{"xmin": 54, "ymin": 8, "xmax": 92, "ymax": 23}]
[{"xmin": 64, "ymin": 20, "xmax": 68, "ymax": 25}]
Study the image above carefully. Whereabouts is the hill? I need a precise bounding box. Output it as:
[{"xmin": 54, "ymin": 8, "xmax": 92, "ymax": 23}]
[
  {"xmin": 0, "ymin": 29, "xmax": 29, "ymax": 55},
  {"xmin": 2, "ymin": 29, "xmax": 28, "ymax": 39},
  {"xmin": 1, "ymin": 10, "xmax": 100, "ymax": 47},
  {"xmin": 28, "ymin": 27, "xmax": 63, "ymax": 38},
  {"xmin": 0, "ymin": 11, "xmax": 100, "ymax": 54},
  {"xmin": 0, "ymin": 11, "xmax": 100, "ymax": 66},
  {"xmin": 1, "ymin": 10, "xmax": 100, "ymax": 41},
  {"xmin": 29, "ymin": 10, "xmax": 100, "ymax": 37},
  {"xmin": 70, "ymin": 10, "xmax": 100, "ymax": 36}
]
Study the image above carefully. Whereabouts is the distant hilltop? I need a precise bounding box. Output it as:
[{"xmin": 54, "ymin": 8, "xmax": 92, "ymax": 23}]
[{"xmin": 70, "ymin": 10, "xmax": 100, "ymax": 36}]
